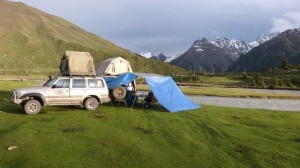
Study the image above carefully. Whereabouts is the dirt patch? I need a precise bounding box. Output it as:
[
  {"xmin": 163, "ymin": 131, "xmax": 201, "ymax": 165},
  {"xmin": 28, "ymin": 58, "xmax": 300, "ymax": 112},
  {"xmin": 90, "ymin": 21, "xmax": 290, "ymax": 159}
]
[
  {"xmin": 293, "ymin": 138, "xmax": 300, "ymax": 142},
  {"xmin": 36, "ymin": 117, "xmax": 54, "ymax": 122},
  {"xmin": 61, "ymin": 127, "xmax": 84, "ymax": 133},
  {"xmin": 90, "ymin": 112, "xmax": 108, "ymax": 119},
  {"xmin": 134, "ymin": 126, "xmax": 153, "ymax": 135},
  {"xmin": 235, "ymin": 145, "xmax": 248, "ymax": 155},
  {"xmin": 230, "ymin": 116, "xmax": 240, "ymax": 119}
]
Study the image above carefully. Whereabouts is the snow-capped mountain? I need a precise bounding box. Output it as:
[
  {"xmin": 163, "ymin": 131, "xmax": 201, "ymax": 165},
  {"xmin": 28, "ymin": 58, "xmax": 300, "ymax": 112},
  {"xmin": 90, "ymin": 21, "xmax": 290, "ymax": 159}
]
[
  {"xmin": 211, "ymin": 32, "xmax": 280, "ymax": 60},
  {"xmin": 170, "ymin": 38, "xmax": 234, "ymax": 73},
  {"xmin": 140, "ymin": 52, "xmax": 155, "ymax": 58},
  {"xmin": 256, "ymin": 32, "xmax": 280, "ymax": 45},
  {"xmin": 211, "ymin": 38, "xmax": 252, "ymax": 60},
  {"xmin": 229, "ymin": 29, "xmax": 300, "ymax": 72},
  {"xmin": 142, "ymin": 32, "xmax": 280, "ymax": 65},
  {"xmin": 169, "ymin": 32, "xmax": 281, "ymax": 73}
]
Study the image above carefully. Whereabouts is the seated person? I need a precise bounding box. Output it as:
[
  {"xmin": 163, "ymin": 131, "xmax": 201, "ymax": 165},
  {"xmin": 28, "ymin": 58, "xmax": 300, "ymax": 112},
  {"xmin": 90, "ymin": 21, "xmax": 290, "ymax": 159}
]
[{"xmin": 144, "ymin": 91, "xmax": 154, "ymax": 108}]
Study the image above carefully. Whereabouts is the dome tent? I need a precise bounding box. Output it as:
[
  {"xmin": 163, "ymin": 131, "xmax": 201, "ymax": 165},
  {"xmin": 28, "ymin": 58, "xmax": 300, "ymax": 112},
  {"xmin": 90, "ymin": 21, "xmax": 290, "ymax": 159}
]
[{"xmin": 96, "ymin": 57, "xmax": 132, "ymax": 76}]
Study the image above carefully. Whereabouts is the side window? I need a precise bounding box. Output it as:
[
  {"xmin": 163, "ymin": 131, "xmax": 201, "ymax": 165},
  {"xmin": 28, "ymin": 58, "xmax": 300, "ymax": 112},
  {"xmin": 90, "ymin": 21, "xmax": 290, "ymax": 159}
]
[
  {"xmin": 88, "ymin": 79, "xmax": 104, "ymax": 88},
  {"xmin": 72, "ymin": 79, "xmax": 86, "ymax": 88},
  {"xmin": 54, "ymin": 79, "xmax": 69, "ymax": 88}
]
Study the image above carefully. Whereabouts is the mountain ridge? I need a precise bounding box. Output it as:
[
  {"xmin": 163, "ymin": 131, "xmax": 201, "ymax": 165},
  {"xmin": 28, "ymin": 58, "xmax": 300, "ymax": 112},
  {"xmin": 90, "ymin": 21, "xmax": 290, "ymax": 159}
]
[
  {"xmin": 169, "ymin": 32, "xmax": 282, "ymax": 73},
  {"xmin": 228, "ymin": 28, "xmax": 300, "ymax": 72}
]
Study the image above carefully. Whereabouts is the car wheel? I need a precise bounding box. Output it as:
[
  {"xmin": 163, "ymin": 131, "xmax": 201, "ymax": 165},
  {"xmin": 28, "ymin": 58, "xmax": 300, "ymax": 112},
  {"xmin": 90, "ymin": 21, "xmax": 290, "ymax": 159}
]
[
  {"xmin": 84, "ymin": 97, "xmax": 98, "ymax": 110},
  {"xmin": 24, "ymin": 100, "xmax": 41, "ymax": 115}
]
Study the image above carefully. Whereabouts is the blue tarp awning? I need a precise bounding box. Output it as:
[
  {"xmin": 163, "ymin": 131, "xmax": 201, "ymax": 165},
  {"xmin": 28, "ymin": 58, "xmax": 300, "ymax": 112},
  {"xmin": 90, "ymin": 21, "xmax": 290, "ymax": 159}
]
[
  {"xmin": 104, "ymin": 72, "xmax": 200, "ymax": 112},
  {"xmin": 103, "ymin": 72, "xmax": 138, "ymax": 89},
  {"xmin": 144, "ymin": 76, "xmax": 200, "ymax": 112}
]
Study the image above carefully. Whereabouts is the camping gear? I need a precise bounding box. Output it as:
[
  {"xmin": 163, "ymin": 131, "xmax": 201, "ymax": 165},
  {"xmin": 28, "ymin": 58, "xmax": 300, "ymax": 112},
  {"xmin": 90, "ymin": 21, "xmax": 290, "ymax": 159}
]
[
  {"xmin": 104, "ymin": 72, "xmax": 200, "ymax": 112},
  {"xmin": 96, "ymin": 57, "xmax": 132, "ymax": 76},
  {"xmin": 104, "ymin": 73, "xmax": 138, "ymax": 103},
  {"xmin": 60, "ymin": 51, "xmax": 96, "ymax": 76}
]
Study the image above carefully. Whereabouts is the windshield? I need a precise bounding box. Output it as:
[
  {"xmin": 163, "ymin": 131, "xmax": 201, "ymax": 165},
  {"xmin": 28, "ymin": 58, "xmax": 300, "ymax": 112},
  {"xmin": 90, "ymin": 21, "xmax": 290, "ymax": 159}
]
[{"xmin": 43, "ymin": 77, "xmax": 59, "ymax": 87}]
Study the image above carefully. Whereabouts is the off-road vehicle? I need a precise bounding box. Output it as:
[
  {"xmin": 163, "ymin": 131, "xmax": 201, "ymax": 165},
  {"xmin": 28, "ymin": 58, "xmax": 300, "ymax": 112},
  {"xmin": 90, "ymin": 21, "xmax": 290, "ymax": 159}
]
[{"xmin": 10, "ymin": 76, "xmax": 111, "ymax": 114}]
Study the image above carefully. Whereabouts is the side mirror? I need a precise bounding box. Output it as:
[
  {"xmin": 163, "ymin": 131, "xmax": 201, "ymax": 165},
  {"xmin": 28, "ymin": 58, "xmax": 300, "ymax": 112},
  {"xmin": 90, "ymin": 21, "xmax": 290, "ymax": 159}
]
[{"xmin": 52, "ymin": 85, "xmax": 57, "ymax": 88}]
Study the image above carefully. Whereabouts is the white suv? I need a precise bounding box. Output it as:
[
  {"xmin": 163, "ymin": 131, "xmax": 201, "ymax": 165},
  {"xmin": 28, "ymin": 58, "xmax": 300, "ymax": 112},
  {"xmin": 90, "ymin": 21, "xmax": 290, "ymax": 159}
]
[{"xmin": 10, "ymin": 76, "xmax": 111, "ymax": 114}]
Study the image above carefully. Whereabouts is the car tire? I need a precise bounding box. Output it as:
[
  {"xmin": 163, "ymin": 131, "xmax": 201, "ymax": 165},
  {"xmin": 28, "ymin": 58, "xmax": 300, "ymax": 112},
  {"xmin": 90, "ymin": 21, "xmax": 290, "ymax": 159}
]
[
  {"xmin": 84, "ymin": 97, "xmax": 98, "ymax": 110},
  {"xmin": 112, "ymin": 86, "xmax": 126, "ymax": 99},
  {"xmin": 24, "ymin": 100, "xmax": 41, "ymax": 115}
]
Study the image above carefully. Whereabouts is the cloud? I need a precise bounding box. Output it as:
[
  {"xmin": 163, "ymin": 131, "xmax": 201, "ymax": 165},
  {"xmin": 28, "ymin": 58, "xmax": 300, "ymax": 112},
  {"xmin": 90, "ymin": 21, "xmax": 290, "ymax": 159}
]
[{"xmin": 270, "ymin": 12, "xmax": 300, "ymax": 33}]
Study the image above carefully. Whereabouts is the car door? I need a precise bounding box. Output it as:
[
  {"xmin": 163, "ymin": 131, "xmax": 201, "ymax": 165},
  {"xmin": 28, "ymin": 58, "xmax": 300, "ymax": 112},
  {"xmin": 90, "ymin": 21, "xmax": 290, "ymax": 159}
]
[
  {"xmin": 47, "ymin": 78, "xmax": 71, "ymax": 105},
  {"xmin": 69, "ymin": 78, "xmax": 88, "ymax": 104}
]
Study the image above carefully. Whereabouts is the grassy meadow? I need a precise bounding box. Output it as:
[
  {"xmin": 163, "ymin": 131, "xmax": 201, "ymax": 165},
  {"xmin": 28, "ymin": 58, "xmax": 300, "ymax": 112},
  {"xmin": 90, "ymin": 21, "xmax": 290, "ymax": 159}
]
[
  {"xmin": 0, "ymin": 79, "xmax": 300, "ymax": 167},
  {"xmin": 172, "ymin": 70, "xmax": 300, "ymax": 89}
]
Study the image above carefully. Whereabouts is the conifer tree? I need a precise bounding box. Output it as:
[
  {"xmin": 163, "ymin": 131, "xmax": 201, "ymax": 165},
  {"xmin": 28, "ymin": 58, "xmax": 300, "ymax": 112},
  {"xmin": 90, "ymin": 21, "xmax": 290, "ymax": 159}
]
[
  {"xmin": 278, "ymin": 79, "xmax": 285, "ymax": 87},
  {"xmin": 273, "ymin": 77, "xmax": 279, "ymax": 87}
]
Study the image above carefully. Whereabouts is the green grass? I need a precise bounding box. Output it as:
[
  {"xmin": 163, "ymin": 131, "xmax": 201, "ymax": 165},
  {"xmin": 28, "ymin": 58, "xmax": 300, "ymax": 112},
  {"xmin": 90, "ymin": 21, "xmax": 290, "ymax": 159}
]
[{"xmin": 1, "ymin": 80, "xmax": 300, "ymax": 167}]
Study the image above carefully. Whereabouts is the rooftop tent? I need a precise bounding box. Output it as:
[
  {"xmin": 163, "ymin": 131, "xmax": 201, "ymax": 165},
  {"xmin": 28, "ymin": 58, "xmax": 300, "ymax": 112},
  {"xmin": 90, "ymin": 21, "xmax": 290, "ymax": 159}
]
[
  {"xmin": 96, "ymin": 57, "xmax": 133, "ymax": 76},
  {"xmin": 144, "ymin": 75, "xmax": 200, "ymax": 112},
  {"xmin": 60, "ymin": 51, "xmax": 96, "ymax": 76}
]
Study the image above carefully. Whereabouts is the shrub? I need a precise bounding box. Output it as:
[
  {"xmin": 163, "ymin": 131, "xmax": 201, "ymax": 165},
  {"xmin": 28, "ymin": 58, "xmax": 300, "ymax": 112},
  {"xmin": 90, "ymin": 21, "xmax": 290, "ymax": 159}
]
[
  {"xmin": 286, "ymin": 80, "xmax": 295, "ymax": 88},
  {"xmin": 273, "ymin": 77, "xmax": 279, "ymax": 87},
  {"xmin": 242, "ymin": 72, "xmax": 248, "ymax": 79},
  {"xmin": 253, "ymin": 73, "xmax": 265, "ymax": 88},
  {"xmin": 278, "ymin": 79, "xmax": 285, "ymax": 87},
  {"xmin": 250, "ymin": 78, "xmax": 257, "ymax": 86}
]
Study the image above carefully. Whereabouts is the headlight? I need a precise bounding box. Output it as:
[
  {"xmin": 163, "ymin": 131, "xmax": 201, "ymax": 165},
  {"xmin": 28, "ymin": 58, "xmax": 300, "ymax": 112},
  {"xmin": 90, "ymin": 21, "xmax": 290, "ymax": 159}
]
[
  {"xmin": 16, "ymin": 92, "xmax": 22, "ymax": 98},
  {"xmin": 12, "ymin": 91, "xmax": 22, "ymax": 98}
]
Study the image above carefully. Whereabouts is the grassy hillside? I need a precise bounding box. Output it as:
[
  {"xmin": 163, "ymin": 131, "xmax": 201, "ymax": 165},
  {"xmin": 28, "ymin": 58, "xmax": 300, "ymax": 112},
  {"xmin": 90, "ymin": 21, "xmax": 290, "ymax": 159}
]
[
  {"xmin": 0, "ymin": 1, "xmax": 188, "ymax": 75},
  {"xmin": 0, "ymin": 80, "xmax": 300, "ymax": 167}
]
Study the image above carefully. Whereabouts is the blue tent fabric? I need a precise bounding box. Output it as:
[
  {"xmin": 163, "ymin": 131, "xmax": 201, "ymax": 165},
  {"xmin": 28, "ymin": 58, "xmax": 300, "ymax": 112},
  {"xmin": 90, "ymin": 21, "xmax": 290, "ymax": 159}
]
[
  {"xmin": 144, "ymin": 76, "xmax": 200, "ymax": 112},
  {"xmin": 104, "ymin": 72, "xmax": 138, "ymax": 89},
  {"xmin": 103, "ymin": 72, "xmax": 200, "ymax": 112}
]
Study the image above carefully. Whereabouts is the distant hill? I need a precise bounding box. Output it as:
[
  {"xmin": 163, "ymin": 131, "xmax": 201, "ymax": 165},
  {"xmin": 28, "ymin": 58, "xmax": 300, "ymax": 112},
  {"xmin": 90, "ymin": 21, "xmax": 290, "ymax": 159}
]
[
  {"xmin": 0, "ymin": 1, "xmax": 188, "ymax": 75},
  {"xmin": 140, "ymin": 52, "xmax": 171, "ymax": 62},
  {"xmin": 170, "ymin": 38, "xmax": 234, "ymax": 73},
  {"xmin": 228, "ymin": 29, "xmax": 300, "ymax": 72}
]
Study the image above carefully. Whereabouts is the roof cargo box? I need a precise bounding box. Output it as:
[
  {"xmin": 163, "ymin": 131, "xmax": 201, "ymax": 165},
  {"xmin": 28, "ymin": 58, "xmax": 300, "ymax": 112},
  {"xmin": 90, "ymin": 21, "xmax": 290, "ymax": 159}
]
[{"xmin": 60, "ymin": 51, "xmax": 96, "ymax": 76}]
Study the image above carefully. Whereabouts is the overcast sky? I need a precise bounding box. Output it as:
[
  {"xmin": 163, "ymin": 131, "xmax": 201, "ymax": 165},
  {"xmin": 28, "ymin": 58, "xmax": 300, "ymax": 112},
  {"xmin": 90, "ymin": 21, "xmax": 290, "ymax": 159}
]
[{"xmin": 10, "ymin": 0, "xmax": 300, "ymax": 57}]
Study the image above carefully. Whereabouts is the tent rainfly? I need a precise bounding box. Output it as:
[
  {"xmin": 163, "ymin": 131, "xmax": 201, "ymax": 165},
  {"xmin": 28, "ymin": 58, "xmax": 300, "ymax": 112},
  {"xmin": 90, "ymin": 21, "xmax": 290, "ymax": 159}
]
[
  {"xmin": 96, "ymin": 57, "xmax": 132, "ymax": 76},
  {"xmin": 60, "ymin": 51, "xmax": 96, "ymax": 76}
]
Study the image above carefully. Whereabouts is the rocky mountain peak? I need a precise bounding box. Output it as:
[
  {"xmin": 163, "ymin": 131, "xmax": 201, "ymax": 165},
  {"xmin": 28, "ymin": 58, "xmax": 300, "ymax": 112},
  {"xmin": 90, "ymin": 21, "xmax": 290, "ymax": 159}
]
[
  {"xmin": 211, "ymin": 37, "xmax": 251, "ymax": 60},
  {"xmin": 256, "ymin": 32, "xmax": 280, "ymax": 44},
  {"xmin": 193, "ymin": 38, "xmax": 210, "ymax": 46}
]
